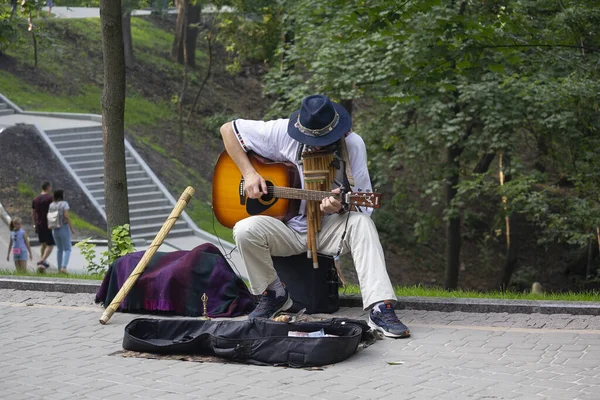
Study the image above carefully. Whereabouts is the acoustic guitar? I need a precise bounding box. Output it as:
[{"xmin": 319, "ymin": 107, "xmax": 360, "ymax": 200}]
[{"xmin": 212, "ymin": 151, "xmax": 382, "ymax": 229}]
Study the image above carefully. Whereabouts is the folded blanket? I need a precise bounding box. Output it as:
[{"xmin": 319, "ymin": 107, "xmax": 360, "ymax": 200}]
[{"xmin": 95, "ymin": 243, "xmax": 255, "ymax": 318}]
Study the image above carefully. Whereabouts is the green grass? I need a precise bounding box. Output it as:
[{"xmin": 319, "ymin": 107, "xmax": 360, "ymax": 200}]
[
  {"xmin": 0, "ymin": 74, "xmax": 103, "ymax": 113},
  {"xmin": 187, "ymin": 199, "xmax": 234, "ymax": 244},
  {"xmin": 124, "ymin": 94, "xmax": 174, "ymax": 128},
  {"xmin": 2, "ymin": 17, "xmax": 176, "ymax": 127},
  {"xmin": 70, "ymin": 211, "xmax": 106, "ymax": 236},
  {"xmin": 341, "ymin": 284, "xmax": 600, "ymax": 302},
  {"xmin": 16, "ymin": 182, "xmax": 37, "ymax": 198},
  {"xmin": 0, "ymin": 269, "xmax": 103, "ymax": 280},
  {"xmin": 1, "ymin": 270, "xmax": 597, "ymax": 302},
  {"xmin": 0, "ymin": 72, "xmax": 173, "ymax": 127},
  {"xmin": 131, "ymin": 17, "xmax": 207, "ymax": 76}
]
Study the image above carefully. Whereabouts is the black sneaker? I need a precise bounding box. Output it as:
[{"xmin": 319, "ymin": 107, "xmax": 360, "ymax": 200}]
[
  {"xmin": 248, "ymin": 289, "xmax": 293, "ymax": 319},
  {"xmin": 368, "ymin": 303, "xmax": 410, "ymax": 338}
]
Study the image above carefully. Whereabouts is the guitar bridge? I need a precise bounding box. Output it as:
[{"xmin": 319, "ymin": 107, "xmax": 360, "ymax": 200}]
[{"xmin": 239, "ymin": 179, "xmax": 246, "ymax": 205}]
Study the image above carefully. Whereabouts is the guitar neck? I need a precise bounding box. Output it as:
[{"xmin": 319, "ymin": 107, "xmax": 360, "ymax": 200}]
[{"xmin": 271, "ymin": 186, "xmax": 337, "ymax": 202}]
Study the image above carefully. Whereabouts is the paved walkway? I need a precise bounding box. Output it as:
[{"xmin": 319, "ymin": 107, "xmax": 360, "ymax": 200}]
[
  {"xmin": 46, "ymin": 6, "xmax": 227, "ymax": 19},
  {"xmin": 50, "ymin": 6, "xmax": 154, "ymax": 19},
  {"xmin": 0, "ymin": 289, "xmax": 599, "ymax": 400},
  {"xmin": 0, "ymin": 114, "xmax": 101, "ymax": 130}
]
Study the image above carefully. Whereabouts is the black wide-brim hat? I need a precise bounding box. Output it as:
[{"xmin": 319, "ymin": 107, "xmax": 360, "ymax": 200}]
[{"xmin": 287, "ymin": 94, "xmax": 352, "ymax": 147}]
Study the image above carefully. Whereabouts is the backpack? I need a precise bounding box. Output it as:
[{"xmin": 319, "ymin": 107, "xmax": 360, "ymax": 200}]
[{"xmin": 47, "ymin": 203, "xmax": 62, "ymax": 229}]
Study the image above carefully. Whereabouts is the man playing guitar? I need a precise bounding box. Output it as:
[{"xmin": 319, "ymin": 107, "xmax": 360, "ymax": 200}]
[{"xmin": 219, "ymin": 94, "xmax": 410, "ymax": 338}]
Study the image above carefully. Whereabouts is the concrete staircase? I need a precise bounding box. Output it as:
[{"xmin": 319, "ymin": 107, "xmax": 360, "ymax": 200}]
[
  {"xmin": 44, "ymin": 126, "xmax": 194, "ymax": 240},
  {"xmin": 0, "ymin": 100, "xmax": 15, "ymax": 117}
]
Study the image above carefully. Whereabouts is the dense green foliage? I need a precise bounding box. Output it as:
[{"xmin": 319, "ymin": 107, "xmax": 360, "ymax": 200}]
[
  {"xmin": 216, "ymin": 0, "xmax": 600, "ymax": 291},
  {"xmin": 2, "ymin": 0, "xmax": 598, "ymax": 291}
]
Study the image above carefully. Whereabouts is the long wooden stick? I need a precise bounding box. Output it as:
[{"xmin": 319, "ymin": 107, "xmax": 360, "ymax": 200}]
[{"xmin": 99, "ymin": 186, "xmax": 195, "ymax": 325}]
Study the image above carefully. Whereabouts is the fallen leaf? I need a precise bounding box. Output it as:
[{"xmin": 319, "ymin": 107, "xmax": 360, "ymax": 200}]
[{"xmin": 386, "ymin": 361, "xmax": 405, "ymax": 365}]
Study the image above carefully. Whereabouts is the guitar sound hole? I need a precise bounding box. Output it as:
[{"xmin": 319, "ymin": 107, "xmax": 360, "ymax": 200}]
[
  {"xmin": 260, "ymin": 181, "xmax": 275, "ymax": 202},
  {"xmin": 261, "ymin": 193, "xmax": 274, "ymax": 202}
]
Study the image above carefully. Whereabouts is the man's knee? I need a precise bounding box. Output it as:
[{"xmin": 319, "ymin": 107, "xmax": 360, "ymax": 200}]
[
  {"xmin": 350, "ymin": 212, "xmax": 377, "ymax": 229},
  {"xmin": 232, "ymin": 216, "xmax": 262, "ymax": 243}
]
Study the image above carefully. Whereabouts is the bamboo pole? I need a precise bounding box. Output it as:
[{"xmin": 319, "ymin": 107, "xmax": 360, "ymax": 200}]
[{"xmin": 99, "ymin": 186, "xmax": 195, "ymax": 325}]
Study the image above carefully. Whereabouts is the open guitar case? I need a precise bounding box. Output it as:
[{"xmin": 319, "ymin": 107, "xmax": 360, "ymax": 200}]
[{"xmin": 123, "ymin": 317, "xmax": 376, "ymax": 367}]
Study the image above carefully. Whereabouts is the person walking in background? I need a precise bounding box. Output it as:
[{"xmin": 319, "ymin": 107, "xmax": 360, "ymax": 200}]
[
  {"xmin": 47, "ymin": 190, "xmax": 74, "ymax": 274},
  {"xmin": 6, "ymin": 217, "xmax": 33, "ymax": 272},
  {"xmin": 32, "ymin": 181, "xmax": 55, "ymax": 272}
]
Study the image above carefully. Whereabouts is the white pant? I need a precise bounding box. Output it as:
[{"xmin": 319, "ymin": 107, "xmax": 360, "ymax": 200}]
[{"xmin": 233, "ymin": 213, "xmax": 396, "ymax": 310}]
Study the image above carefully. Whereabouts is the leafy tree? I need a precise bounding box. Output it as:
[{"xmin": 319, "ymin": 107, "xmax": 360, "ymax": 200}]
[
  {"xmin": 2, "ymin": 0, "xmax": 44, "ymax": 67},
  {"xmin": 211, "ymin": 0, "xmax": 284, "ymax": 72},
  {"xmin": 0, "ymin": 5, "xmax": 19, "ymax": 55},
  {"xmin": 216, "ymin": 0, "xmax": 600, "ymax": 290}
]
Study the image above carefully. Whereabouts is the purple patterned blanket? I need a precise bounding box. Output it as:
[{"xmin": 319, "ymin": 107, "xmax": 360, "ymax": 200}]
[{"xmin": 95, "ymin": 243, "xmax": 255, "ymax": 318}]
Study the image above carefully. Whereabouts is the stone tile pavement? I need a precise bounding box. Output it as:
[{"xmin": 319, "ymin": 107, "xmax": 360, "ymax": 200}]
[{"xmin": 1, "ymin": 289, "xmax": 599, "ymax": 400}]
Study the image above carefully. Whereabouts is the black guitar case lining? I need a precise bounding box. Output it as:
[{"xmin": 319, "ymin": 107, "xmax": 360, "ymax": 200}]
[{"xmin": 123, "ymin": 317, "xmax": 374, "ymax": 367}]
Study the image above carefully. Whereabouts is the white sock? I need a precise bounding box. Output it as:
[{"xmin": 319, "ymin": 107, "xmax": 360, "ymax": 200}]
[
  {"xmin": 372, "ymin": 302, "xmax": 386, "ymax": 313},
  {"xmin": 266, "ymin": 277, "xmax": 286, "ymax": 297}
]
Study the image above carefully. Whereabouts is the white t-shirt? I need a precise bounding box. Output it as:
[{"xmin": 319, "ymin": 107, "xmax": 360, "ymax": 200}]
[{"xmin": 232, "ymin": 118, "xmax": 373, "ymax": 233}]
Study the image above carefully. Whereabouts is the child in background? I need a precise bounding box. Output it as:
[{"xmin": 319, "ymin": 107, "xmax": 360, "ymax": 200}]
[{"xmin": 6, "ymin": 217, "xmax": 33, "ymax": 272}]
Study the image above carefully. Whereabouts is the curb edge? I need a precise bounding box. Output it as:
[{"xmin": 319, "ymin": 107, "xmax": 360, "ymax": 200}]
[{"xmin": 1, "ymin": 277, "xmax": 598, "ymax": 315}]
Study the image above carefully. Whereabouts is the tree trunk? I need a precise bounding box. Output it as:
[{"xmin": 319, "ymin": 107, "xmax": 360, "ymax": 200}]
[
  {"xmin": 172, "ymin": 0, "xmax": 200, "ymax": 67},
  {"xmin": 501, "ymin": 223, "xmax": 519, "ymax": 290},
  {"xmin": 444, "ymin": 145, "xmax": 462, "ymax": 290},
  {"xmin": 444, "ymin": 1, "xmax": 469, "ymax": 290},
  {"xmin": 340, "ymin": 99, "xmax": 353, "ymax": 117},
  {"xmin": 171, "ymin": 0, "xmax": 187, "ymax": 64},
  {"xmin": 31, "ymin": 30, "xmax": 38, "ymax": 69},
  {"xmin": 185, "ymin": 2, "xmax": 200, "ymax": 68},
  {"xmin": 473, "ymin": 152, "xmax": 495, "ymax": 174},
  {"xmin": 100, "ymin": 0, "xmax": 130, "ymax": 240},
  {"xmin": 122, "ymin": 10, "xmax": 134, "ymax": 69},
  {"xmin": 187, "ymin": 32, "xmax": 213, "ymax": 122},
  {"xmin": 499, "ymin": 152, "xmax": 518, "ymax": 290},
  {"xmin": 565, "ymin": 243, "xmax": 599, "ymax": 277},
  {"xmin": 178, "ymin": 7, "xmax": 189, "ymax": 144}
]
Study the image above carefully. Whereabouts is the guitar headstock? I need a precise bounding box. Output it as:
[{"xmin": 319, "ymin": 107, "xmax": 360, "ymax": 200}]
[{"xmin": 345, "ymin": 191, "xmax": 382, "ymax": 209}]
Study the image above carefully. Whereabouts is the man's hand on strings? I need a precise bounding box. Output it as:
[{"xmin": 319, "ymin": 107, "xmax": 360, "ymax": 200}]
[
  {"xmin": 244, "ymin": 171, "xmax": 268, "ymax": 199},
  {"xmin": 321, "ymin": 188, "xmax": 343, "ymax": 214}
]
